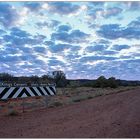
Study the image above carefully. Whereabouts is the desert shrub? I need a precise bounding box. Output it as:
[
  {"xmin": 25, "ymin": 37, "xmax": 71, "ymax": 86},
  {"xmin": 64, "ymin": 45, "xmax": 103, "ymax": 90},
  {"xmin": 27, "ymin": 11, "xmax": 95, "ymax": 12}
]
[
  {"xmin": 87, "ymin": 96, "xmax": 93, "ymax": 99},
  {"xmin": 73, "ymin": 98, "xmax": 86, "ymax": 103},
  {"xmin": 107, "ymin": 77, "xmax": 118, "ymax": 88},
  {"xmin": 94, "ymin": 93, "xmax": 102, "ymax": 97},
  {"xmin": 94, "ymin": 76, "xmax": 108, "ymax": 88},
  {"xmin": 50, "ymin": 101, "xmax": 63, "ymax": 107},
  {"xmin": 73, "ymin": 99, "xmax": 81, "ymax": 102},
  {"xmin": 52, "ymin": 71, "xmax": 68, "ymax": 87},
  {"xmin": 35, "ymin": 96, "xmax": 41, "ymax": 99},
  {"xmin": 82, "ymin": 82, "xmax": 94, "ymax": 87},
  {"xmin": 1, "ymin": 99, "xmax": 8, "ymax": 103},
  {"xmin": 8, "ymin": 110, "xmax": 18, "ymax": 116}
]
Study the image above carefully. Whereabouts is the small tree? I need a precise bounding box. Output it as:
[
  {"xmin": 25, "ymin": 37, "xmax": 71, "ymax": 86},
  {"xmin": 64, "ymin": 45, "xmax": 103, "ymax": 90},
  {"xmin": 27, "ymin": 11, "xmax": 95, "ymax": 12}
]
[
  {"xmin": 94, "ymin": 76, "xmax": 108, "ymax": 88},
  {"xmin": 0, "ymin": 73, "xmax": 13, "ymax": 82},
  {"xmin": 52, "ymin": 71, "xmax": 67, "ymax": 87},
  {"xmin": 41, "ymin": 75, "xmax": 50, "ymax": 83},
  {"xmin": 107, "ymin": 77, "xmax": 118, "ymax": 88},
  {"xmin": 30, "ymin": 75, "xmax": 39, "ymax": 84}
]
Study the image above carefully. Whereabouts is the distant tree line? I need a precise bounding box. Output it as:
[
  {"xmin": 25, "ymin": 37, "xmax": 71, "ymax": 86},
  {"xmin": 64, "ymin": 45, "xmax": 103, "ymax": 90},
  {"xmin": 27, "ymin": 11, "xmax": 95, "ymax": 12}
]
[
  {"xmin": 68, "ymin": 76, "xmax": 140, "ymax": 88},
  {"xmin": 0, "ymin": 72, "xmax": 140, "ymax": 88},
  {"xmin": 93, "ymin": 76, "xmax": 118, "ymax": 88},
  {"xmin": 0, "ymin": 71, "xmax": 67, "ymax": 88},
  {"xmin": 68, "ymin": 76, "xmax": 118, "ymax": 88}
]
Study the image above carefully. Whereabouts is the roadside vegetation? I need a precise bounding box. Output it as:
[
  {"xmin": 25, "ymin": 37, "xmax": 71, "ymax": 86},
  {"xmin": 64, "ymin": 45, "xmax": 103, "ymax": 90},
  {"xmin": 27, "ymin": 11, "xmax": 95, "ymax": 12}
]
[
  {"xmin": 50, "ymin": 86, "xmax": 139, "ymax": 107},
  {"xmin": 0, "ymin": 71, "xmax": 140, "ymax": 88},
  {"xmin": 0, "ymin": 71, "xmax": 140, "ymax": 114}
]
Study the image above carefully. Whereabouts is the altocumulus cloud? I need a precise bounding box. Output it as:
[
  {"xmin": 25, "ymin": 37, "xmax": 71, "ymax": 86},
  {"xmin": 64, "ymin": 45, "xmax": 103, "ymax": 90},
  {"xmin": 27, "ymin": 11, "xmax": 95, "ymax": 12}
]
[
  {"xmin": 87, "ymin": 7, "xmax": 122, "ymax": 20},
  {"xmin": 2, "ymin": 27, "xmax": 46, "ymax": 46},
  {"xmin": 49, "ymin": 43, "xmax": 80, "ymax": 53},
  {"xmin": 97, "ymin": 21, "xmax": 140, "ymax": 39},
  {"xmin": 79, "ymin": 56, "xmax": 118, "ymax": 63},
  {"xmin": 36, "ymin": 20, "xmax": 60, "ymax": 29},
  {"xmin": 46, "ymin": 2, "xmax": 81, "ymax": 15},
  {"xmin": 57, "ymin": 25, "xmax": 72, "ymax": 32},
  {"xmin": 85, "ymin": 44, "xmax": 108, "ymax": 52},
  {"xmin": 0, "ymin": 3, "xmax": 28, "ymax": 28},
  {"xmin": 124, "ymin": 1, "xmax": 140, "ymax": 11},
  {"xmin": 51, "ymin": 29, "xmax": 90, "ymax": 43},
  {"xmin": 0, "ymin": 3, "xmax": 19, "ymax": 28},
  {"xmin": 24, "ymin": 2, "xmax": 41, "ymax": 12},
  {"xmin": 33, "ymin": 46, "xmax": 46, "ymax": 53},
  {"xmin": 0, "ymin": 1, "xmax": 140, "ymax": 80},
  {"xmin": 112, "ymin": 45, "xmax": 130, "ymax": 51}
]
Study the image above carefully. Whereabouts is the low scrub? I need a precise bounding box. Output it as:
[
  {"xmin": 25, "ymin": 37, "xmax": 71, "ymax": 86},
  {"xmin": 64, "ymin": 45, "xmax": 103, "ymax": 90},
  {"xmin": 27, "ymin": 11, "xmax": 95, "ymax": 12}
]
[
  {"xmin": 87, "ymin": 96, "xmax": 93, "ymax": 99},
  {"xmin": 7, "ymin": 110, "xmax": 19, "ymax": 116},
  {"xmin": 73, "ymin": 98, "xmax": 86, "ymax": 103},
  {"xmin": 49, "ymin": 101, "xmax": 63, "ymax": 108}
]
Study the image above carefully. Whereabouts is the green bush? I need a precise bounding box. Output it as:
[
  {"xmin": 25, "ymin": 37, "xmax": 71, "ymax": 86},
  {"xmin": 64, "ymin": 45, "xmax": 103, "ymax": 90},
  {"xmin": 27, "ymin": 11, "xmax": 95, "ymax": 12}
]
[
  {"xmin": 93, "ymin": 76, "xmax": 118, "ymax": 88},
  {"xmin": 107, "ymin": 77, "xmax": 118, "ymax": 88},
  {"xmin": 94, "ymin": 76, "xmax": 108, "ymax": 88}
]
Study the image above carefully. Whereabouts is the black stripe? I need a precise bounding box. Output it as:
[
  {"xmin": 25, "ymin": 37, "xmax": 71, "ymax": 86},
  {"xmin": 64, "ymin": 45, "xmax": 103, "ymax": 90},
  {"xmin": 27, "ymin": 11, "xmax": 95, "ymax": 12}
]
[
  {"xmin": 0, "ymin": 87, "xmax": 10, "ymax": 99},
  {"xmin": 49, "ymin": 86, "xmax": 56, "ymax": 95},
  {"xmin": 29, "ymin": 87, "xmax": 39, "ymax": 96},
  {"xmin": 7, "ymin": 87, "xmax": 19, "ymax": 98},
  {"xmin": 17, "ymin": 88, "xmax": 31, "ymax": 98},
  {"xmin": 43, "ymin": 87, "xmax": 51, "ymax": 96},
  {"xmin": 37, "ymin": 87, "xmax": 45, "ymax": 96}
]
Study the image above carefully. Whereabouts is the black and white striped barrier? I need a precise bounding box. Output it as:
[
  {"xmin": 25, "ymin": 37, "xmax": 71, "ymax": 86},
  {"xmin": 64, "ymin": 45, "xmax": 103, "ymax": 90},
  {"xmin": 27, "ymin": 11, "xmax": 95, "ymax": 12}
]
[{"xmin": 0, "ymin": 86, "xmax": 56, "ymax": 100}]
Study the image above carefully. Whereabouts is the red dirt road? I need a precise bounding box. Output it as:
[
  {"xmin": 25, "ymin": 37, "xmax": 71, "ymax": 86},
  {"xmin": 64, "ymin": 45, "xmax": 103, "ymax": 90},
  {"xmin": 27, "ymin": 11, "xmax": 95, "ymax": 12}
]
[{"xmin": 0, "ymin": 88, "xmax": 140, "ymax": 138}]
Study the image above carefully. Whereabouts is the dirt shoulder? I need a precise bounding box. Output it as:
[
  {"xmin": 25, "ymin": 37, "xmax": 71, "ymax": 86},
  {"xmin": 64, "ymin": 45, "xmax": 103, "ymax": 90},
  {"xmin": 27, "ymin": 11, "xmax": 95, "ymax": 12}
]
[
  {"xmin": 0, "ymin": 88, "xmax": 140, "ymax": 138},
  {"xmin": 0, "ymin": 86, "xmax": 137, "ymax": 115}
]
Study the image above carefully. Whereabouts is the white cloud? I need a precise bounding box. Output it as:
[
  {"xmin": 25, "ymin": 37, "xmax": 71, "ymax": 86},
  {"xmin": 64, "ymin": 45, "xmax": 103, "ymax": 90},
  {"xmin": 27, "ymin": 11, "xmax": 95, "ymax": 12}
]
[
  {"xmin": 16, "ymin": 7, "xmax": 29, "ymax": 25},
  {"xmin": 119, "ymin": 44, "xmax": 140, "ymax": 57},
  {"xmin": 42, "ymin": 3, "xmax": 49, "ymax": 10},
  {"xmin": 86, "ymin": 60, "xmax": 107, "ymax": 66}
]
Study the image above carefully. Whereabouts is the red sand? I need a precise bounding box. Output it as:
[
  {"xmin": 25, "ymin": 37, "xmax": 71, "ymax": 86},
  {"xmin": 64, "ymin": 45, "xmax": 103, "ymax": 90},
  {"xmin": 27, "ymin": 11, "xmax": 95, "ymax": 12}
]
[{"xmin": 0, "ymin": 88, "xmax": 140, "ymax": 138}]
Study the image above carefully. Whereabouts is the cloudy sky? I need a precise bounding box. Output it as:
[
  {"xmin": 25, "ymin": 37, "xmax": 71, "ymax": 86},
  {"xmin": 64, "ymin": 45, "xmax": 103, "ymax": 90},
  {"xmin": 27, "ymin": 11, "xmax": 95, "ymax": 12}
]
[{"xmin": 0, "ymin": 1, "xmax": 140, "ymax": 80}]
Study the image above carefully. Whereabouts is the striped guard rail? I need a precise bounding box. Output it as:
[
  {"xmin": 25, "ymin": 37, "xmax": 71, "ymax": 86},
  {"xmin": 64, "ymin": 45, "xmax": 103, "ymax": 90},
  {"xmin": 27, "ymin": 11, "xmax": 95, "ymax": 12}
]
[{"xmin": 0, "ymin": 86, "xmax": 56, "ymax": 100}]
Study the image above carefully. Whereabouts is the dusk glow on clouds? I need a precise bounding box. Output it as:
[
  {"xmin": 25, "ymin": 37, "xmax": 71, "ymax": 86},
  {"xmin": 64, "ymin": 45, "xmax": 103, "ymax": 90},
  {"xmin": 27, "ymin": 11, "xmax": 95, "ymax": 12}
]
[{"xmin": 0, "ymin": 1, "xmax": 140, "ymax": 80}]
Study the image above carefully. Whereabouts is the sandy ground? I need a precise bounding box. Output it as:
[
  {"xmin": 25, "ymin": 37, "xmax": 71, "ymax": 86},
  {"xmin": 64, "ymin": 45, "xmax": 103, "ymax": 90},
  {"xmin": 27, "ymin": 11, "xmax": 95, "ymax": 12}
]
[{"xmin": 0, "ymin": 88, "xmax": 140, "ymax": 138}]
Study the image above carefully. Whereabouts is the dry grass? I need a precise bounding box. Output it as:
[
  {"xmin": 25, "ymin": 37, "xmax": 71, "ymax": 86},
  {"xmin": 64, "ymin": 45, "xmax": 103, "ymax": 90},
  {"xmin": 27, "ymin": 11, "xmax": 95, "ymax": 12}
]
[
  {"xmin": 0, "ymin": 86, "xmax": 139, "ymax": 115},
  {"xmin": 53, "ymin": 86, "xmax": 139, "ymax": 106}
]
